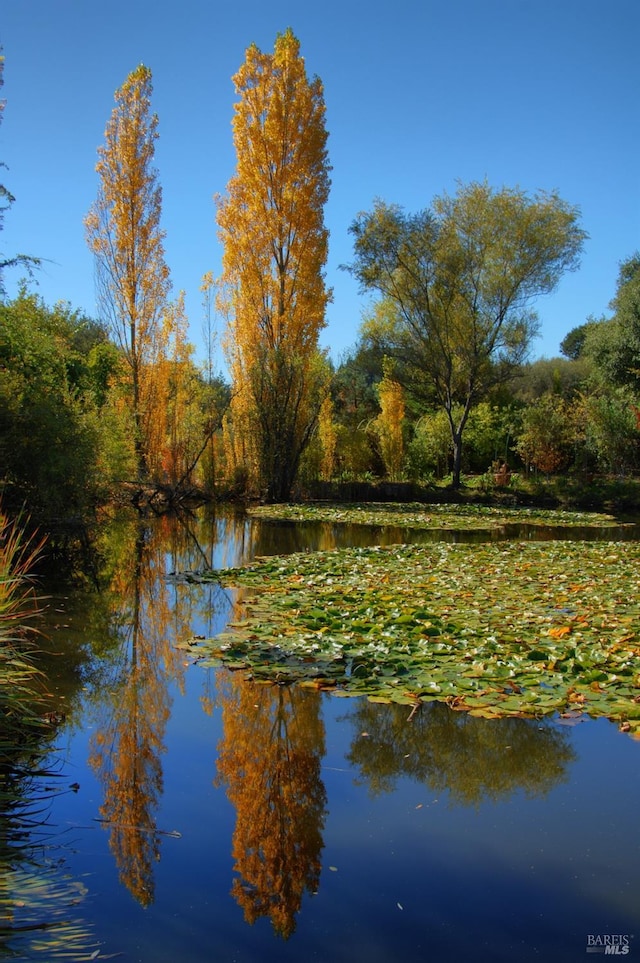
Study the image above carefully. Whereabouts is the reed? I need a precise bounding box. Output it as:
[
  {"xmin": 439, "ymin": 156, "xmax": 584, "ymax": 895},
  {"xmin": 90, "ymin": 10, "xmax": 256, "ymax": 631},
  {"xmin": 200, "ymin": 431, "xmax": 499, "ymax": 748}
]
[
  {"xmin": 0, "ymin": 511, "xmax": 100, "ymax": 959},
  {"xmin": 0, "ymin": 509, "xmax": 47, "ymax": 768}
]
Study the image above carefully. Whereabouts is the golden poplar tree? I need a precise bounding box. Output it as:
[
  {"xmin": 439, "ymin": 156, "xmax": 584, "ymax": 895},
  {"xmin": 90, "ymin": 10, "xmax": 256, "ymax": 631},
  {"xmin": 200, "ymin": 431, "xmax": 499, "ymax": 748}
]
[
  {"xmin": 217, "ymin": 29, "xmax": 331, "ymax": 502},
  {"xmin": 153, "ymin": 291, "xmax": 198, "ymax": 485},
  {"xmin": 317, "ymin": 394, "xmax": 337, "ymax": 481},
  {"xmin": 85, "ymin": 64, "xmax": 171, "ymax": 480},
  {"xmin": 374, "ymin": 361, "xmax": 405, "ymax": 481}
]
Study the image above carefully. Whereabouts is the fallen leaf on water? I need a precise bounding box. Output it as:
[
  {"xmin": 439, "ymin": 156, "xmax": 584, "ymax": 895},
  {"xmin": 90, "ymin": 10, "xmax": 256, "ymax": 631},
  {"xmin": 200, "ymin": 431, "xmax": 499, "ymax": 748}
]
[{"xmin": 548, "ymin": 626, "xmax": 572, "ymax": 638}]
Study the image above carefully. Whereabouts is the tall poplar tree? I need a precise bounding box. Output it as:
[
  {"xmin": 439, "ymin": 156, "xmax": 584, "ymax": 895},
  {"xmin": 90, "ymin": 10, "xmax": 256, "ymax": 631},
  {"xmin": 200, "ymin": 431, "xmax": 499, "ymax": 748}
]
[
  {"xmin": 217, "ymin": 29, "xmax": 331, "ymax": 502},
  {"xmin": 85, "ymin": 64, "xmax": 171, "ymax": 480},
  {"xmin": 374, "ymin": 362, "xmax": 405, "ymax": 481}
]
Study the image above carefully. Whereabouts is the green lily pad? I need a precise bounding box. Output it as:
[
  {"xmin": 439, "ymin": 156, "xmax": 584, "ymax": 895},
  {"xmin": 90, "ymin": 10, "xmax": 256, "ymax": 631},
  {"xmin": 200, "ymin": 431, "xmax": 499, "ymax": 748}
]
[
  {"xmin": 179, "ymin": 513, "xmax": 640, "ymax": 736},
  {"xmin": 247, "ymin": 501, "xmax": 621, "ymax": 531}
]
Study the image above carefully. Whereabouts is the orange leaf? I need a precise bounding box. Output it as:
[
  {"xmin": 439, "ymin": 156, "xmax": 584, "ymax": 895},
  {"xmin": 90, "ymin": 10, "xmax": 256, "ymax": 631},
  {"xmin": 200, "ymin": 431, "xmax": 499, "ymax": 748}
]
[{"xmin": 548, "ymin": 625, "xmax": 572, "ymax": 638}]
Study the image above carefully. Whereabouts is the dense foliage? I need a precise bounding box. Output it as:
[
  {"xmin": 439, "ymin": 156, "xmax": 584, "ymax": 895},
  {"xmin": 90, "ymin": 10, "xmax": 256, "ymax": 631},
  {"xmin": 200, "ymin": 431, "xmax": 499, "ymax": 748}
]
[
  {"xmin": 217, "ymin": 29, "xmax": 332, "ymax": 502},
  {"xmin": 346, "ymin": 184, "xmax": 587, "ymax": 486},
  {"xmin": 0, "ymin": 291, "xmax": 117, "ymax": 523},
  {"xmin": 1, "ymin": 39, "xmax": 640, "ymax": 524}
]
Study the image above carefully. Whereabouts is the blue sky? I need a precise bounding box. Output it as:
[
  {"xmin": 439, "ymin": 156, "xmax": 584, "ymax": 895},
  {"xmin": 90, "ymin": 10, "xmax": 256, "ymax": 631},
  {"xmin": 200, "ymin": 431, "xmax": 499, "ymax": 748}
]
[{"xmin": 2, "ymin": 0, "xmax": 638, "ymax": 370}]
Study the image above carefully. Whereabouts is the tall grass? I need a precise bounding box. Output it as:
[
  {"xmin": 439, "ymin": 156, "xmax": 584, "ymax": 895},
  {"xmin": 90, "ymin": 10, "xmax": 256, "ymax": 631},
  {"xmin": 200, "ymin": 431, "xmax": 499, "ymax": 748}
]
[
  {"xmin": 0, "ymin": 509, "xmax": 48, "ymax": 769},
  {"xmin": 0, "ymin": 511, "xmax": 101, "ymax": 959}
]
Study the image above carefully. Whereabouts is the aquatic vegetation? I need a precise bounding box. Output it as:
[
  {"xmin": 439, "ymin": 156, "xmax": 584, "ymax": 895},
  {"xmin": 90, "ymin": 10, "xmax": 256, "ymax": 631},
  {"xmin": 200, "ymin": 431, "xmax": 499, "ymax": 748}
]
[
  {"xmin": 247, "ymin": 501, "xmax": 621, "ymax": 530},
  {"xmin": 182, "ymin": 532, "xmax": 640, "ymax": 736}
]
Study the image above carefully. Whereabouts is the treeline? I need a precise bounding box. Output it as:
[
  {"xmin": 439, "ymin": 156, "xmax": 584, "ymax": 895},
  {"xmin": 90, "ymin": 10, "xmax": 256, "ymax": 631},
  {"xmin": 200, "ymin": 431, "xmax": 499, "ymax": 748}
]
[
  {"xmin": 2, "ymin": 253, "xmax": 639, "ymax": 527},
  {"xmin": 0, "ymin": 288, "xmax": 229, "ymax": 527},
  {"xmin": 320, "ymin": 252, "xmax": 640, "ymax": 488},
  {"xmin": 2, "ymin": 35, "xmax": 639, "ymax": 533}
]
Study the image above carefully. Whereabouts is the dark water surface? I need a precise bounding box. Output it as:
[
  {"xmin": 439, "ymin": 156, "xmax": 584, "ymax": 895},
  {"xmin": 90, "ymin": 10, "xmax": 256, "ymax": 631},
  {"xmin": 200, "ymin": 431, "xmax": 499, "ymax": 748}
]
[{"xmin": 3, "ymin": 507, "xmax": 639, "ymax": 962}]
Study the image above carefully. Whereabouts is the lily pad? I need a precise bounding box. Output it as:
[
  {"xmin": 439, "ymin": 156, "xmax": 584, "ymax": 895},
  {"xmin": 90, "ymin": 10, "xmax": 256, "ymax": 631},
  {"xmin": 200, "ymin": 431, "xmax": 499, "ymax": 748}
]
[
  {"xmin": 247, "ymin": 501, "xmax": 621, "ymax": 531},
  {"xmin": 179, "ymin": 517, "xmax": 640, "ymax": 736}
]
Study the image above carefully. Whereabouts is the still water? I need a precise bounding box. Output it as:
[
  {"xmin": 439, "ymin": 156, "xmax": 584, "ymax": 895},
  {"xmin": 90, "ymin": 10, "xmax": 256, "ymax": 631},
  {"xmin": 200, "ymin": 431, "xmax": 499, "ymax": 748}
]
[{"xmin": 3, "ymin": 507, "xmax": 639, "ymax": 962}]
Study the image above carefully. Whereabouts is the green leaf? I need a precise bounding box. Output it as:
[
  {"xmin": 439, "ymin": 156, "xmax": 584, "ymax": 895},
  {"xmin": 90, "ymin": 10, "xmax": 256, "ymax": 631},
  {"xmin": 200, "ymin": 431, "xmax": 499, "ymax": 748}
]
[{"xmin": 183, "ymin": 509, "xmax": 640, "ymax": 731}]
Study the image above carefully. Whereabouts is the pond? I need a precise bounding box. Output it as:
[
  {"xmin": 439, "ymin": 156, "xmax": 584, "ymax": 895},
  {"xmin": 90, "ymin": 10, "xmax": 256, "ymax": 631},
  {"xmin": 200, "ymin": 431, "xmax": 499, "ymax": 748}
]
[{"xmin": 2, "ymin": 506, "xmax": 639, "ymax": 962}]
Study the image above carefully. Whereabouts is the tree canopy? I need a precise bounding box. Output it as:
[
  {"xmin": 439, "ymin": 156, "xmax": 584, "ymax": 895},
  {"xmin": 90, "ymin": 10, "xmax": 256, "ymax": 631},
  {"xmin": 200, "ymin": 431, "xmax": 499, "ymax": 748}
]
[
  {"xmin": 217, "ymin": 29, "xmax": 332, "ymax": 501},
  {"xmin": 5, "ymin": 37, "xmax": 640, "ymax": 518},
  {"xmin": 347, "ymin": 181, "xmax": 587, "ymax": 485},
  {"xmin": 85, "ymin": 64, "xmax": 171, "ymax": 480},
  {"xmin": 583, "ymin": 254, "xmax": 640, "ymax": 394}
]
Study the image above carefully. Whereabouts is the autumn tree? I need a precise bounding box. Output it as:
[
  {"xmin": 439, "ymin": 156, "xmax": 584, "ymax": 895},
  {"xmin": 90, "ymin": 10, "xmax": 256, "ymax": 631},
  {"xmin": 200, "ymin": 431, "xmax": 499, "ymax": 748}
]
[
  {"xmin": 217, "ymin": 29, "xmax": 332, "ymax": 502},
  {"xmin": 317, "ymin": 394, "xmax": 337, "ymax": 481},
  {"xmin": 373, "ymin": 360, "xmax": 405, "ymax": 480},
  {"xmin": 348, "ymin": 182, "xmax": 587, "ymax": 486},
  {"xmin": 515, "ymin": 393, "xmax": 575, "ymax": 474},
  {"xmin": 85, "ymin": 64, "xmax": 171, "ymax": 480},
  {"xmin": 144, "ymin": 291, "xmax": 195, "ymax": 485}
]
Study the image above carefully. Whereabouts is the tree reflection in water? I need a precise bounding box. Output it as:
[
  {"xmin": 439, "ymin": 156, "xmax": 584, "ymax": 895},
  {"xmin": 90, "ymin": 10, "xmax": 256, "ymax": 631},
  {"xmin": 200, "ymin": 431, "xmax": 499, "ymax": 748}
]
[
  {"xmin": 343, "ymin": 699, "xmax": 576, "ymax": 804},
  {"xmin": 87, "ymin": 516, "xmax": 208, "ymax": 906},
  {"xmin": 65, "ymin": 508, "xmax": 580, "ymax": 932},
  {"xmin": 215, "ymin": 676, "xmax": 327, "ymax": 939}
]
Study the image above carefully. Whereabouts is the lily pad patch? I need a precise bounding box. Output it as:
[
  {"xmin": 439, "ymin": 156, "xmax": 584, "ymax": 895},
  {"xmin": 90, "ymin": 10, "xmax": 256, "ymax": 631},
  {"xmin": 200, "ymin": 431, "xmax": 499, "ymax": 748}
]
[
  {"xmin": 247, "ymin": 501, "xmax": 621, "ymax": 531},
  {"xmin": 178, "ymin": 538, "xmax": 640, "ymax": 735}
]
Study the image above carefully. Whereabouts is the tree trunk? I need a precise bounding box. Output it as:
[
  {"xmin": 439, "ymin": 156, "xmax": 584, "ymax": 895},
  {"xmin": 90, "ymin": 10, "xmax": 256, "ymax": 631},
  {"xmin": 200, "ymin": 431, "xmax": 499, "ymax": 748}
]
[
  {"xmin": 451, "ymin": 432, "xmax": 463, "ymax": 489},
  {"xmin": 448, "ymin": 399, "xmax": 472, "ymax": 489}
]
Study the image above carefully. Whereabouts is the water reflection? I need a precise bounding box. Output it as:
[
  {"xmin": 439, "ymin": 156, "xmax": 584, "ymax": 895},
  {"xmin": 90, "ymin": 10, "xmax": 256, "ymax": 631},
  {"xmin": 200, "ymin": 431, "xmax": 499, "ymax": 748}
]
[
  {"xmin": 16, "ymin": 505, "xmax": 638, "ymax": 956},
  {"xmin": 85, "ymin": 513, "xmax": 232, "ymax": 905},
  {"xmin": 215, "ymin": 677, "xmax": 327, "ymax": 938},
  {"xmin": 342, "ymin": 700, "xmax": 575, "ymax": 804},
  {"xmin": 219, "ymin": 512, "xmax": 640, "ymax": 564},
  {"xmin": 0, "ymin": 786, "xmax": 96, "ymax": 959},
  {"xmin": 57, "ymin": 507, "xmax": 601, "ymax": 916},
  {"xmin": 210, "ymin": 674, "xmax": 576, "ymax": 940},
  {"xmin": 87, "ymin": 525, "xmax": 178, "ymax": 904},
  {"xmin": 0, "ymin": 725, "xmax": 95, "ymax": 957}
]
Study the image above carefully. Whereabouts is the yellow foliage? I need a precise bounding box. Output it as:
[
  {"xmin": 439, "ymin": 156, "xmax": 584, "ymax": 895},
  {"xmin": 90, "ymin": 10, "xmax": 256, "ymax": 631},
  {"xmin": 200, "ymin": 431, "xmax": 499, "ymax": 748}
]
[
  {"xmin": 87, "ymin": 519, "xmax": 188, "ymax": 906},
  {"xmin": 318, "ymin": 394, "xmax": 337, "ymax": 481},
  {"xmin": 548, "ymin": 625, "xmax": 572, "ymax": 638},
  {"xmin": 85, "ymin": 64, "xmax": 171, "ymax": 479},
  {"xmin": 217, "ymin": 30, "xmax": 331, "ymax": 500},
  {"xmin": 215, "ymin": 677, "xmax": 326, "ymax": 937},
  {"xmin": 374, "ymin": 370, "xmax": 405, "ymax": 480}
]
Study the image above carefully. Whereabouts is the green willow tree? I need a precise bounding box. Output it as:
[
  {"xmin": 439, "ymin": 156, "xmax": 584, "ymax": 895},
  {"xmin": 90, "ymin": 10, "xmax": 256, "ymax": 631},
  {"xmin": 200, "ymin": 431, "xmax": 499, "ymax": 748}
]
[
  {"xmin": 348, "ymin": 182, "xmax": 587, "ymax": 487},
  {"xmin": 217, "ymin": 29, "xmax": 332, "ymax": 502},
  {"xmin": 85, "ymin": 64, "xmax": 171, "ymax": 480}
]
